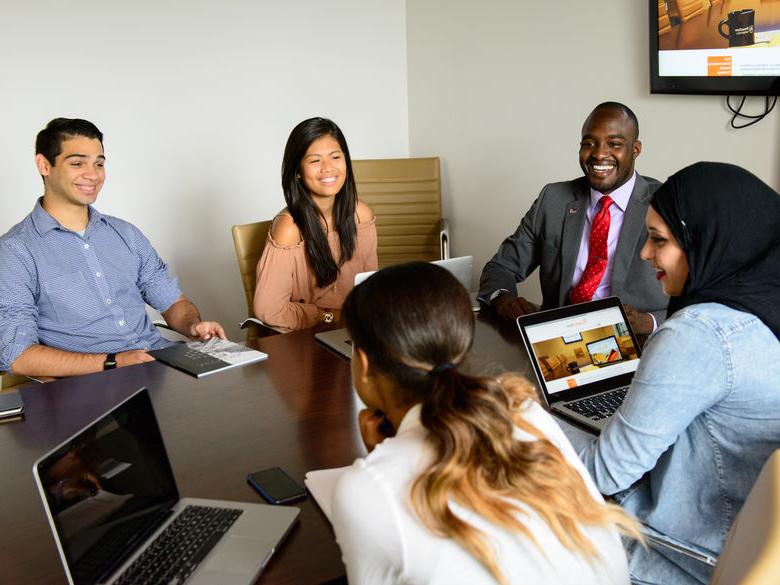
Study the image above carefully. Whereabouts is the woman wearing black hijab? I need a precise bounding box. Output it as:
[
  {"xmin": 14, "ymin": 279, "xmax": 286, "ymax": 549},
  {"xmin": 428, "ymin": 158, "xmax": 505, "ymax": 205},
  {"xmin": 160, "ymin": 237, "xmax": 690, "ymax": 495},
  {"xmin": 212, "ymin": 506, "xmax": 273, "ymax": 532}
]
[{"xmin": 561, "ymin": 162, "xmax": 780, "ymax": 585}]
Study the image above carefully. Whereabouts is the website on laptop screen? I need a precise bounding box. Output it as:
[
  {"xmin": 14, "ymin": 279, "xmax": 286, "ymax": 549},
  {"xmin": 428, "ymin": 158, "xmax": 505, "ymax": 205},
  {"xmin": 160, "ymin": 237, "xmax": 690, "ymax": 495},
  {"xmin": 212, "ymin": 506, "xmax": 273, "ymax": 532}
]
[{"xmin": 524, "ymin": 307, "xmax": 640, "ymax": 394}]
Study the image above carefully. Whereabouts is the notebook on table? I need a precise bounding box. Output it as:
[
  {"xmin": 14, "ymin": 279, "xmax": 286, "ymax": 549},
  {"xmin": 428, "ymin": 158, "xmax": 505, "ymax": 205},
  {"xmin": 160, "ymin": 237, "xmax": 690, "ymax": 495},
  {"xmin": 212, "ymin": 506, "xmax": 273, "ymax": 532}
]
[
  {"xmin": 149, "ymin": 338, "xmax": 268, "ymax": 378},
  {"xmin": 33, "ymin": 387, "xmax": 298, "ymax": 585},
  {"xmin": 316, "ymin": 256, "xmax": 479, "ymax": 359},
  {"xmin": 515, "ymin": 296, "xmax": 642, "ymax": 433}
]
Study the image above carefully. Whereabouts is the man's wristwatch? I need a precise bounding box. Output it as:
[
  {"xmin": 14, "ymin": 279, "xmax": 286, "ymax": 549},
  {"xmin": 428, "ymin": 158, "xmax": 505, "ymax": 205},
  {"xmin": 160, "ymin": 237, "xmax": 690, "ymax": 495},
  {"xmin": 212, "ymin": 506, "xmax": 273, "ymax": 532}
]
[
  {"xmin": 103, "ymin": 353, "xmax": 118, "ymax": 370},
  {"xmin": 489, "ymin": 289, "xmax": 511, "ymax": 305},
  {"xmin": 321, "ymin": 311, "xmax": 335, "ymax": 324}
]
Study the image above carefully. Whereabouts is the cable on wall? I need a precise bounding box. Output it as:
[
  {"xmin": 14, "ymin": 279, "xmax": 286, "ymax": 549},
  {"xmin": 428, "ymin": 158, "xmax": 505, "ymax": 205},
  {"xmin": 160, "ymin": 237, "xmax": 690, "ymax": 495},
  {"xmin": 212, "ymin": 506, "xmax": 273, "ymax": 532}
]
[{"xmin": 726, "ymin": 95, "xmax": 778, "ymax": 129}]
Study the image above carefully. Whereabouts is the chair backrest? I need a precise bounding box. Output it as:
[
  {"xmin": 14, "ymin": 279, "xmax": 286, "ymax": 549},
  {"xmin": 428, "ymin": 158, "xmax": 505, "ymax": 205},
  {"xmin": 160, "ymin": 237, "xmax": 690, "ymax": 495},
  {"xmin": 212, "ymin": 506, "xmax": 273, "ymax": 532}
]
[
  {"xmin": 231, "ymin": 220, "xmax": 273, "ymax": 318},
  {"xmin": 352, "ymin": 157, "xmax": 443, "ymax": 267},
  {"xmin": 712, "ymin": 449, "xmax": 780, "ymax": 585}
]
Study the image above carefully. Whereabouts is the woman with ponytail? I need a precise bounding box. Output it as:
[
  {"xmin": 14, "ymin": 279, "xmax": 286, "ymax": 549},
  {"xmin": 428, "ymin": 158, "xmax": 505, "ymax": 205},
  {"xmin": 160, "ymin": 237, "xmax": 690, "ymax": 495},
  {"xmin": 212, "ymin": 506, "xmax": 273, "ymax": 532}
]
[
  {"xmin": 253, "ymin": 117, "xmax": 377, "ymax": 331},
  {"xmin": 332, "ymin": 262, "xmax": 638, "ymax": 585}
]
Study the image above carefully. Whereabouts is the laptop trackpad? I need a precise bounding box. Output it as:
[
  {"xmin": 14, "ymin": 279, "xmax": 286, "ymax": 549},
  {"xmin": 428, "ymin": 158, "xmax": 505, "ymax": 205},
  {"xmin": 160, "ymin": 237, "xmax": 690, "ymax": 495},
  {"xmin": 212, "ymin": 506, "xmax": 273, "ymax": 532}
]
[{"xmin": 199, "ymin": 535, "xmax": 271, "ymax": 577}]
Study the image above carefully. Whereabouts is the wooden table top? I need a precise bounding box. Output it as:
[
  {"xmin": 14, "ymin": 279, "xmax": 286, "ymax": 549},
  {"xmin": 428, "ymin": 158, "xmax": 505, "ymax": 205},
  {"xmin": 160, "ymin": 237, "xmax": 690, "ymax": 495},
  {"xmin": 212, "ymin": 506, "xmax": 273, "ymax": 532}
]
[{"xmin": 0, "ymin": 313, "xmax": 531, "ymax": 585}]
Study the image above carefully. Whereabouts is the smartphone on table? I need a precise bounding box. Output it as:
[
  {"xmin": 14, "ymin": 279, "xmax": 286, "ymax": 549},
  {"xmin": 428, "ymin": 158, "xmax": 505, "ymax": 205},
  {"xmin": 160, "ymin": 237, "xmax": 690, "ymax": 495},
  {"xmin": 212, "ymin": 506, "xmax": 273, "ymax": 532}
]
[{"xmin": 247, "ymin": 467, "xmax": 307, "ymax": 504}]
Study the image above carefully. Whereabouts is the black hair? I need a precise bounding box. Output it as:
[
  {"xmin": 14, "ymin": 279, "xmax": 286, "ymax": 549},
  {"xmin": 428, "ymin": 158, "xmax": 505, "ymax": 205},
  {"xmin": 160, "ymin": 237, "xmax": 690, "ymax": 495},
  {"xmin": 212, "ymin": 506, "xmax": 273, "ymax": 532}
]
[
  {"xmin": 281, "ymin": 117, "xmax": 358, "ymax": 288},
  {"xmin": 342, "ymin": 261, "xmax": 475, "ymax": 404},
  {"xmin": 35, "ymin": 118, "xmax": 104, "ymax": 166},
  {"xmin": 591, "ymin": 102, "xmax": 639, "ymax": 137}
]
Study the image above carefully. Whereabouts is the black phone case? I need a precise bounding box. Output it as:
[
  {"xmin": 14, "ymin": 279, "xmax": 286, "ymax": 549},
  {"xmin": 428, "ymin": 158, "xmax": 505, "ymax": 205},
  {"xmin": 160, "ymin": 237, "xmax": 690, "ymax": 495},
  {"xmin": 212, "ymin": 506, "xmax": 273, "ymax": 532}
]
[{"xmin": 246, "ymin": 467, "xmax": 306, "ymax": 504}]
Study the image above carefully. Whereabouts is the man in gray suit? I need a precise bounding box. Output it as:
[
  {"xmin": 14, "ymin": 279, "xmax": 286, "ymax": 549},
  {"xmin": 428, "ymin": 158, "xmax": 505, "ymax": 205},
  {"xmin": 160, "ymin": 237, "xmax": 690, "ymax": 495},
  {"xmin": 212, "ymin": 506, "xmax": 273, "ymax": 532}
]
[{"xmin": 479, "ymin": 102, "xmax": 667, "ymax": 334}]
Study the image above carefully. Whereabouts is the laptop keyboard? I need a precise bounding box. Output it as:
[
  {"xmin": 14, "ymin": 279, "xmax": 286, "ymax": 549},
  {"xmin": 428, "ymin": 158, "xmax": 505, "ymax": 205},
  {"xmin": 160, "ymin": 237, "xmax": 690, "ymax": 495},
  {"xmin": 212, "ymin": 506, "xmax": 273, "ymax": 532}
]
[
  {"xmin": 114, "ymin": 504, "xmax": 243, "ymax": 585},
  {"xmin": 563, "ymin": 387, "xmax": 628, "ymax": 421},
  {"xmin": 73, "ymin": 508, "xmax": 171, "ymax": 584}
]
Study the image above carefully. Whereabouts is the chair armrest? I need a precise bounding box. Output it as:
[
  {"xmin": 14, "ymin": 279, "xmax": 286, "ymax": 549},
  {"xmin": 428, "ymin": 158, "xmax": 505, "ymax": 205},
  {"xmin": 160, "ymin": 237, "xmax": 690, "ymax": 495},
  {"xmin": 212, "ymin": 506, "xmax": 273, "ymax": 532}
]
[
  {"xmin": 1, "ymin": 372, "xmax": 36, "ymax": 390},
  {"xmin": 153, "ymin": 320, "xmax": 191, "ymax": 342},
  {"xmin": 239, "ymin": 318, "xmax": 283, "ymax": 337},
  {"xmin": 439, "ymin": 218, "xmax": 450, "ymax": 260}
]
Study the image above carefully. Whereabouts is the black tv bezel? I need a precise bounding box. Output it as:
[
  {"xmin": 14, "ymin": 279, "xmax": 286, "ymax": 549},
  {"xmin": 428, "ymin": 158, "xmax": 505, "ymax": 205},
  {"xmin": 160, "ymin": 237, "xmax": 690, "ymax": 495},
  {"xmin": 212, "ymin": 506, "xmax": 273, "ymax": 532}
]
[{"xmin": 649, "ymin": 1, "xmax": 780, "ymax": 95}]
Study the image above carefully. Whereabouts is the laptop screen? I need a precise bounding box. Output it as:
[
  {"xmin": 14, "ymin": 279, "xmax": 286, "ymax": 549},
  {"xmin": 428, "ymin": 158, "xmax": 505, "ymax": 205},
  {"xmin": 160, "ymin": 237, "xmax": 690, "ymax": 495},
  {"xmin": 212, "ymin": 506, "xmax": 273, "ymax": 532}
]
[
  {"xmin": 34, "ymin": 388, "xmax": 178, "ymax": 585},
  {"xmin": 354, "ymin": 256, "xmax": 474, "ymax": 290},
  {"xmin": 521, "ymin": 303, "xmax": 640, "ymax": 397}
]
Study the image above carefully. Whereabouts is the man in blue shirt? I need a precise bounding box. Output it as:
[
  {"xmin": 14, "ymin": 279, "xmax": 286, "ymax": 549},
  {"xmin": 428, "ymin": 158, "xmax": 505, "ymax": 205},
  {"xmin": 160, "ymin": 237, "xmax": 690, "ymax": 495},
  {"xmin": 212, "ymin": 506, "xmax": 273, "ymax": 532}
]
[{"xmin": 0, "ymin": 118, "xmax": 225, "ymax": 378}]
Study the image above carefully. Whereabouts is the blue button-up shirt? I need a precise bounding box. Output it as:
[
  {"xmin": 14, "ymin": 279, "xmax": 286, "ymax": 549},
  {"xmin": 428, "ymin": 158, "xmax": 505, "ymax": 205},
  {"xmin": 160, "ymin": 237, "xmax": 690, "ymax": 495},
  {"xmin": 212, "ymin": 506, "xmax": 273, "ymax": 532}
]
[{"xmin": 0, "ymin": 199, "xmax": 181, "ymax": 371}]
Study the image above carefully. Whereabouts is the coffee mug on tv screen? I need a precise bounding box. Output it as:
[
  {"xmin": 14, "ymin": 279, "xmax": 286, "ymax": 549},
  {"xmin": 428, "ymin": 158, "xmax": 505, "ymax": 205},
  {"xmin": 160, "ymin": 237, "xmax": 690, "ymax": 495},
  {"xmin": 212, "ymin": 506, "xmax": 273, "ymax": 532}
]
[{"xmin": 719, "ymin": 9, "xmax": 755, "ymax": 47}]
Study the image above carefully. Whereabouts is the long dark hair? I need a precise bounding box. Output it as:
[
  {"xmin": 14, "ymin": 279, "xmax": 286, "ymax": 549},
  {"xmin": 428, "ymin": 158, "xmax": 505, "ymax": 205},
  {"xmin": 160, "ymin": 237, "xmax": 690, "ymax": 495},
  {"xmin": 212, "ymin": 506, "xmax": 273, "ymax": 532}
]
[
  {"xmin": 281, "ymin": 117, "xmax": 358, "ymax": 288},
  {"xmin": 342, "ymin": 262, "xmax": 639, "ymax": 584}
]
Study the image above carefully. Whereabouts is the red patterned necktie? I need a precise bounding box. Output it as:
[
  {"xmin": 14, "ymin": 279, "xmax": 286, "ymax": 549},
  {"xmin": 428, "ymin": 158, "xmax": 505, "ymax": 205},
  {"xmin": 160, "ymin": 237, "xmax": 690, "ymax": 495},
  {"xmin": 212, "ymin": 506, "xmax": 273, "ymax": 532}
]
[{"xmin": 570, "ymin": 195, "xmax": 614, "ymax": 304}]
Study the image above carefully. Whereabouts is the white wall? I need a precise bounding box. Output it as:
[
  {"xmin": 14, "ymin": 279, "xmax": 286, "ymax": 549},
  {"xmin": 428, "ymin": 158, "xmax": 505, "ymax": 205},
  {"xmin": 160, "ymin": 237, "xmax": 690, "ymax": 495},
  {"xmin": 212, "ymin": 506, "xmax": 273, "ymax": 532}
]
[
  {"xmin": 406, "ymin": 0, "xmax": 780, "ymax": 302},
  {"xmin": 1, "ymin": 0, "xmax": 409, "ymax": 338},
  {"xmin": 4, "ymin": 1, "xmax": 778, "ymax": 338}
]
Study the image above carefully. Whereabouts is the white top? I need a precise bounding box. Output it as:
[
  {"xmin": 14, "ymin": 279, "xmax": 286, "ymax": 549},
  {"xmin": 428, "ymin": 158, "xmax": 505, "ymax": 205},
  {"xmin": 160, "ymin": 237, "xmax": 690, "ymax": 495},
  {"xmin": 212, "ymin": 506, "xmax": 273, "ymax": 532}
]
[{"xmin": 331, "ymin": 401, "xmax": 630, "ymax": 585}]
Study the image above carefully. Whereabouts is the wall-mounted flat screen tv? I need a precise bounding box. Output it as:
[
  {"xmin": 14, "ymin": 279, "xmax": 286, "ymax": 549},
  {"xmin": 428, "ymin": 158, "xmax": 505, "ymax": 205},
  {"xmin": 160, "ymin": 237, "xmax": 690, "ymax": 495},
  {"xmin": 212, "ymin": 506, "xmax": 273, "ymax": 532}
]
[{"xmin": 651, "ymin": 0, "xmax": 780, "ymax": 95}]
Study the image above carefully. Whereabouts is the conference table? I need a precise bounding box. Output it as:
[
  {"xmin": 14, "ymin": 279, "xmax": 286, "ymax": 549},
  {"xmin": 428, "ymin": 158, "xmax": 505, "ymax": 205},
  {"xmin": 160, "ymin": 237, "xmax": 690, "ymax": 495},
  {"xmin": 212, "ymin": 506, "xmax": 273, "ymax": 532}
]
[{"xmin": 0, "ymin": 314, "xmax": 533, "ymax": 585}]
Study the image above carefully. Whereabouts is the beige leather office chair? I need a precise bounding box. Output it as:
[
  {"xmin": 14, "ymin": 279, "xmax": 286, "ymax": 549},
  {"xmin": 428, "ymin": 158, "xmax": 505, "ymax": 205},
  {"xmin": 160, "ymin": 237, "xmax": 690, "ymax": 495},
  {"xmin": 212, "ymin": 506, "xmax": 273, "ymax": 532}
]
[
  {"xmin": 641, "ymin": 449, "xmax": 780, "ymax": 585},
  {"xmin": 711, "ymin": 449, "xmax": 780, "ymax": 584},
  {"xmin": 352, "ymin": 157, "xmax": 449, "ymax": 267},
  {"xmin": 230, "ymin": 221, "xmax": 280, "ymax": 339}
]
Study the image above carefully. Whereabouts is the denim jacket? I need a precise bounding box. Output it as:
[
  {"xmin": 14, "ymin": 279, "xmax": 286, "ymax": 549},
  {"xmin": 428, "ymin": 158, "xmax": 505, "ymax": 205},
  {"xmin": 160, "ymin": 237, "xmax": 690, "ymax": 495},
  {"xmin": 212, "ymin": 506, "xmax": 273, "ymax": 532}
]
[{"xmin": 562, "ymin": 303, "xmax": 780, "ymax": 585}]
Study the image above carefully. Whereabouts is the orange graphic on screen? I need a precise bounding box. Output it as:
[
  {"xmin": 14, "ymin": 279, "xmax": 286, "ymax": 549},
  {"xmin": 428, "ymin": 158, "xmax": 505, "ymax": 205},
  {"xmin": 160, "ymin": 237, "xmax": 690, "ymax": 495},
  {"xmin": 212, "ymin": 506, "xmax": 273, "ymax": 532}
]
[
  {"xmin": 531, "ymin": 324, "xmax": 639, "ymax": 383},
  {"xmin": 708, "ymin": 55, "xmax": 732, "ymax": 76}
]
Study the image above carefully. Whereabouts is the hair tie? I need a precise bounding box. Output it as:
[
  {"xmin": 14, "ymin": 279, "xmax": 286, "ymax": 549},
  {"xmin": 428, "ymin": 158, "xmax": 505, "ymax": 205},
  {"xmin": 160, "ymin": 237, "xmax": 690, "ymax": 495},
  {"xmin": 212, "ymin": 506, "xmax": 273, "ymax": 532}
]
[{"xmin": 429, "ymin": 362, "xmax": 456, "ymax": 377}]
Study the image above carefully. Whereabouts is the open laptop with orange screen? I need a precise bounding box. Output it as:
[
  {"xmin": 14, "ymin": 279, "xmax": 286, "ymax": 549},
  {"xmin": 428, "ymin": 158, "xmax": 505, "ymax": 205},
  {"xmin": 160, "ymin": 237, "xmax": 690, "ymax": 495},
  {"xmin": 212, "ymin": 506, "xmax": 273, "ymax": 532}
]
[{"xmin": 516, "ymin": 296, "xmax": 642, "ymax": 433}]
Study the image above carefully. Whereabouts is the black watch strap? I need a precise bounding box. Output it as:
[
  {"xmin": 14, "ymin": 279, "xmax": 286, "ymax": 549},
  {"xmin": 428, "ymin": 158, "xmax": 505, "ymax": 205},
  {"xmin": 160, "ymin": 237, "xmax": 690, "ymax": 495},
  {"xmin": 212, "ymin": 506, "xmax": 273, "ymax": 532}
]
[{"xmin": 103, "ymin": 353, "xmax": 117, "ymax": 370}]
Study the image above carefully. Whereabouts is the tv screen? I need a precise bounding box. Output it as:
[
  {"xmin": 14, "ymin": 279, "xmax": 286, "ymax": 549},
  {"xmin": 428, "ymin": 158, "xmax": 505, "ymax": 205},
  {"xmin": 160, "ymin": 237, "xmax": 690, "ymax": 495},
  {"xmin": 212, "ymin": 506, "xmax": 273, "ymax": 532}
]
[{"xmin": 650, "ymin": 0, "xmax": 780, "ymax": 95}]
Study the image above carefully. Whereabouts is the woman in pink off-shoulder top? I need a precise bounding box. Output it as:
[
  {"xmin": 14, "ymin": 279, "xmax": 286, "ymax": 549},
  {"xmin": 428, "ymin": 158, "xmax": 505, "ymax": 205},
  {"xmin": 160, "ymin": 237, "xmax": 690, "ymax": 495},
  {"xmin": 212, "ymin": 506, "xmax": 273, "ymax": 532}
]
[{"xmin": 253, "ymin": 118, "xmax": 377, "ymax": 332}]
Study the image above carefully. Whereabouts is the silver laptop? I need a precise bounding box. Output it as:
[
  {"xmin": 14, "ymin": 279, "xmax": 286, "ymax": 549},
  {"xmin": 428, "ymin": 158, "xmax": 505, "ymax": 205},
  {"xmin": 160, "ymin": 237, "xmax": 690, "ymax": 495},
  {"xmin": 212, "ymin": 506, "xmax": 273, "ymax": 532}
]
[
  {"xmin": 515, "ymin": 297, "xmax": 642, "ymax": 433},
  {"xmin": 354, "ymin": 256, "xmax": 478, "ymax": 309},
  {"xmin": 316, "ymin": 256, "xmax": 479, "ymax": 359},
  {"xmin": 33, "ymin": 387, "xmax": 298, "ymax": 585}
]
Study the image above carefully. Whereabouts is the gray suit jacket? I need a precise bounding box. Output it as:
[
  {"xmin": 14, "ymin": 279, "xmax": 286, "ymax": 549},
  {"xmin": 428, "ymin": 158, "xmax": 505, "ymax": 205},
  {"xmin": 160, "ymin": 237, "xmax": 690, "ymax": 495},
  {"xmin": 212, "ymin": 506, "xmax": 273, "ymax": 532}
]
[{"xmin": 479, "ymin": 174, "xmax": 669, "ymax": 324}]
